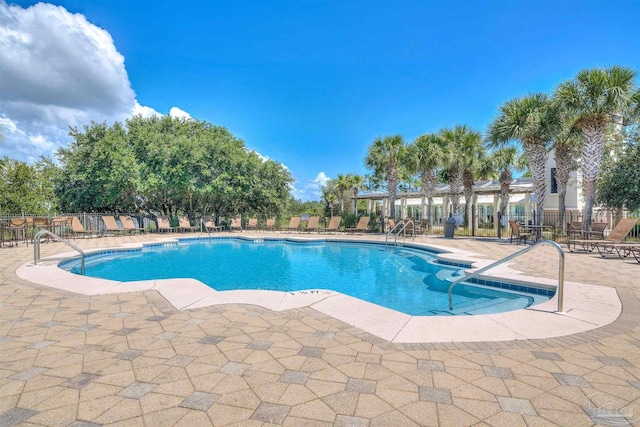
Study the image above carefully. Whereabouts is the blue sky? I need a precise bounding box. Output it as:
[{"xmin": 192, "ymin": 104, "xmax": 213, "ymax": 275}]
[{"xmin": 1, "ymin": 1, "xmax": 639, "ymax": 200}]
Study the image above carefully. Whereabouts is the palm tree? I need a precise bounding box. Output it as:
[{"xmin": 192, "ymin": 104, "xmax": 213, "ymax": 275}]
[
  {"xmin": 320, "ymin": 181, "xmax": 338, "ymax": 217},
  {"xmin": 334, "ymin": 174, "xmax": 351, "ymax": 214},
  {"xmin": 440, "ymin": 125, "xmax": 479, "ymax": 218},
  {"xmin": 551, "ymin": 110, "xmax": 581, "ymax": 231},
  {"xmin": 555, "ymin": 66, "xmax": 638, "ymax": 227},
  {"xmin": 486, "ymin": 146, "xmax": 527, "ymax": 223},
  {"xmin": 487, "ymin": 94, "xmax": 559, "ymax": 223},
  {"xmin": 405, "ymin": 133, "xmax": 445, "ymax": 230},
  {"xmin": 365, "ymin": 135, "xmax": 406, "ymax": 220},
  {"xmin": 459, "ymin": 128, "xmax": 485, "ymax": 227},
  {"xmin": 348, "ymin": 174, "xmax": 365, "ymax": 214}
]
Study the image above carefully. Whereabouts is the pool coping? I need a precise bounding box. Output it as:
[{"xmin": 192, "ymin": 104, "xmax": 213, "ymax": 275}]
[{"xmin": 16, "ymin": 235, "xmax": 621, "ymax": 343}]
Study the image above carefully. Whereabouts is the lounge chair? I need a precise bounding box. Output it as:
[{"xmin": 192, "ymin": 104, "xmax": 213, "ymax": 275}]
[
  {"xmin": 283, "ymin": 217, "xmax": 301, "ymax": 233},
  {"xmin": 301, "ymin": 216, "xmax": 320, "ymax": 233},
  {"xmin": 246, "ymin": 218, "xmax": 259, "ymax": 232},
  {"xmin": 345, "ymin": 216, "xmax": 370, "ymax": 234},
  {"xmin": 101, "ymin": 215, "xmax": 125, "ymax": 236},
  {"xmin": 320, "ymin": 216, "xmax": 341, "ymax": 234},
  {"xmin": 568, "ymin": 221, "xmax": 607, "ymax": 240},
  {"xmin": 387, "ymin": 218, "xmax": 396, "ymax": 231},
  {"xmin": 230, "ymin": 217, "xmax": 243, "ymax": 231},
  {"xmin": 71, "ymin": 217, "xmax": 94, "ymax": 239},
  {"xmin": 630, "ymin": 247, "xmax": 640, "ymax": 263},
  {"xmin": 178, "ymin": 215, "xmax": 198, "ymax": 232},
  {"xmin": 157, "ymin": 216, "xmax": 176, "ymax": 233},
  {"xmin": 594, "ymin": 242, "xmax": 640, "ymax": 259},
  {"xmin": 122, "ymin": 216, "xmax": 146, "ymax": 234},
  {"xmin": 204, "ymin": 217, "xmax": 223, "ymax": 232},
  {"xmin": 508, "ymin": 220, "xmax": 533, "ymax": 245},
  {"xmin": 568, "ymin": 218, "xmax": 639, "ymax": 252},
  {"xmin": 264, "ymin": 218, "xmax": 276, "ymax": 232}
]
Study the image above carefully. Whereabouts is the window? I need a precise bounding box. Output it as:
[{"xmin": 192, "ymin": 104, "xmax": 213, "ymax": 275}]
[{"xmin": 550, "ymin": 168, "xmax": 558, "ymax": 194}]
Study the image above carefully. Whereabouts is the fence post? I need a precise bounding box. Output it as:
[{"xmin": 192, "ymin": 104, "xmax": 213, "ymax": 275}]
[
  {"xmin": 471, "ymin": 204, "xmax": 476, "ymax": 237},
  {"xmin": 497, "ymin": 213, "xmax": 502, "ymax": 240}
]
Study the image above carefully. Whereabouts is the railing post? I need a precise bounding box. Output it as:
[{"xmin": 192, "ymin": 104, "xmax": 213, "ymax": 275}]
[
  {"xmin": 33, "ymin": 230, "xmax": 85, "ymax": 275},
  {"xmin": 472, "ymin": 204, "xmax": 476, "ymax": 237},
  {"xmin": 448, "ymin": 240, "xmax": 565, "ymax": 313}
]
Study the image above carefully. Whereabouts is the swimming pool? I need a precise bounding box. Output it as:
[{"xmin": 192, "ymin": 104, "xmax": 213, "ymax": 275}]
[{"xmin": 61, "ymin": 238, "xmax": 551, "ymax": 316}]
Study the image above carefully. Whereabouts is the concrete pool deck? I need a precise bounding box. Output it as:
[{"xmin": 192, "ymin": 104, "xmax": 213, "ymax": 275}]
[
  {"xmin": 2, "ymin": 231, "xmax": 640, "ymax": 426},
  {"xmin": 16, "ymin": 235, "xmax": 621, "ymax": 344}
]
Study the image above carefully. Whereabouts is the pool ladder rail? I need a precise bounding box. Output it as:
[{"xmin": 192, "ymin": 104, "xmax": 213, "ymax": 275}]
[
  {"xmin": 447, "ymin": 240, "xmax": 565, "ymax": 313},
  {"xmin": 200, "ymin": 218, "xmax": 211, "ymax": 237},
  {"xmin": 33, "ymin": 230, "xmax": 85, "ymax": 275},
  {"xmin": 385, "ymin": 220, "xmax": 415, "ymax": 246}
]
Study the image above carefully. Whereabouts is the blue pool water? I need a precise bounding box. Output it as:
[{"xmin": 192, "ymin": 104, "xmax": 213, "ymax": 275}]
[{"xmin": 62, "ymin": 239, "xmax": 550, "ymax": 316}]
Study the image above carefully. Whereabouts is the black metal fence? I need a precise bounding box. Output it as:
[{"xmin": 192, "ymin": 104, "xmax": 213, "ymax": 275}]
[
  {"xmin": 396, "ymin": 206, "xmax": 639, "ymax": 242},
  {"xmin": 2, "ymin": 209, "xmax": 639, "ymax": 244}
]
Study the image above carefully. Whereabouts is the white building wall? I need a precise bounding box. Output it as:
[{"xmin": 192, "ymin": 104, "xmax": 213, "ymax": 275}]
[{"xmin": 544, "ymin": 149, "xmax": 581, "ymax": 211}]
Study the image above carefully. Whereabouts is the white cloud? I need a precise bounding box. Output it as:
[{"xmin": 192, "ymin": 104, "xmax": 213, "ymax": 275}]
[
  {"xmin": 0, "ymin": 2, "xmax": 191, "ymax": 162},
  {"xmin": 169, "ymin": 107, "xmax": 191, "ymax": 120},
  {"xmin": 131, "ymin": 101, "xmax": 161, "ymax": 119},
  {"xmin": 291, "ymin": 172, "xmax": 330, "ymax": 201},
  {"xmin": 0, "ymin": 1, "xmax": 135, "ymax": 160}
]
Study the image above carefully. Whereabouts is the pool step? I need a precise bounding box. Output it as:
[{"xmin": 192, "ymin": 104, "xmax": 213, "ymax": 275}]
[
  {"xmin": 432, "ymin": 297, "xmax": 516, "ymax": 316},
  {"xmin": 430, "ymin": 297, "xmax": 492, "ymax": 315}
]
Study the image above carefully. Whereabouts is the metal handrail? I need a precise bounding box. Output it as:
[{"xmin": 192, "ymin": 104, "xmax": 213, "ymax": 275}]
[
  {"xmin": 447, "ymin": 240, "xmax": 565, "ymax": 313},
  {"xmin": 33, "ymin": 230, "xmax": 86, "ymax": 275},
  {"xmin": 385, "ymin": 220, "xmax": 415, "ymax": 246},
  {"xmin": 200, "ymin": 218, "xmax": 211, "ymax": 237},
  {"xmin": 386, "ymin": 220, "xmax": 405, "ymax": 246}
]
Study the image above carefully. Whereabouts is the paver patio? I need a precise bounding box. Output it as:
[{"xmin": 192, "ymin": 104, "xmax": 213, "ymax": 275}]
[{"xmin": 1, "ymin": 232, "xmax": 639, "ymax": 426}]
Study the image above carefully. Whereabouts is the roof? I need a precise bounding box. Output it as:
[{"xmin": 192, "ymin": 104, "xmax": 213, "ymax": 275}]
[{"xmin": 356, "ymin": 178, "xmax": 535, "ymax": 199}]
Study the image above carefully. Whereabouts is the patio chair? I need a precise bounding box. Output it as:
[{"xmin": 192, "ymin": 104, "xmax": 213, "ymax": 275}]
[
  {"xmin": 319, "ymin": 216, "xmax": 341, "ymax": 234},
  {"xmin": 230, "ymin": 217, "xmax": 243, "ymax": 231},
  {"xmin": 345, "ymin": 216, "xmax": 370, "ymax": 234},
  {"xmin": 508, "ymin": 220, "xmax": 533, "ymax": 245},
  {"xmin": 568, "ymin": 221, "xmax": 607, "ymax": 240},
  {"xmin": 568, "ymin": 218, "xmax": 639, "ymax": 253},
  {"xmin": 567, "ymin": 221, "xmax": 584, "ymax": 239},
  {"xmin": 122, "ymin": 216, "xmax": 147, "ymax": 234},
  {"xmin": 6, "ymin": 218, "xmax": 29, "ymax": 247},
  {"xmin": 264, "ymin": 218, "xmax": 276, "ymax": 232},
  {"xmin": 49, "ymin": 216, "xmax": 70, "ymax": 238},
  {"xmin": 204, "ymin": 217, "xmax": 223, "ymax": 232},
  {"xmin": 157, "ymin": 215, "xmax": 176, "ymax": 233},
  {"xmin": 283, "ymin": 217, "xmax": 301, "ymax": 233},
  {"xmin": 301, "ymin": 216, "xmax": 320, "ymax": 233},
  {"xmin": 71, "ymin": 217, "xmax": 94, "ymax": 239},
  {"xmin": 246, "ymin": 218, "xmax": 259, "ymax": 232},
  {"xmin": 101, "ymin": 216, "xmax": 125, "ymax": 236},
  {"xmin": 387, "ymin": 218, "xmax": 397, "ymax": 231},
  {"xmin": 178, "ymin": 215, "xmax": 198, "ymax": 232}
]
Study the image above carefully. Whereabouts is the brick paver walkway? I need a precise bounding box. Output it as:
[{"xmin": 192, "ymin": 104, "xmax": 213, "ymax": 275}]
[{"xmin": 1, "ymin": 233, "xmax": 639, "ymax": 426}]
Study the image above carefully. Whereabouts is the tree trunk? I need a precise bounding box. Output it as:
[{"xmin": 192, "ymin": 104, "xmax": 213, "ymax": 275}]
[
  {"xmin": 583, "ymin": 179, "xmax": 596, "ymax": 227},
  {"xmin": 581, "ymin": 124, "xmax": 606, "ymax": 230},
  {"xmin": 353, "ymin": 189, "xmax": 358, "ymax": 214},
  {"xmin": 462, "ymin": 170, "xmax": 474, "ymax": 227},
  {"xmin": 558, "ymin": 189, "xmax": 567, "ymax": 232},
  {"xmin": 387, "ymin": 167, "xmax": 398, "ymax": 220},
  {"xmin": 523, "ymin": 139, "xmax": 548, "ymax": 224},
  {"xmin": 554, "ymin": 145, "xmax": 573, "ymax": 232},
  {"xmin": 448, "ymin": 166, "xmax": 463, "ymax": 215},
  {"xmin": 421, "ymin": 169, "xmax": 436, "ymax": 231},
  {"xmin": 499, "ymin": 170, "xmax": 511, "ymax": 217}
]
